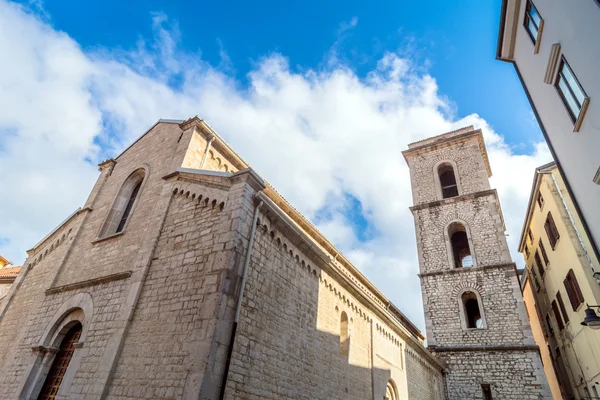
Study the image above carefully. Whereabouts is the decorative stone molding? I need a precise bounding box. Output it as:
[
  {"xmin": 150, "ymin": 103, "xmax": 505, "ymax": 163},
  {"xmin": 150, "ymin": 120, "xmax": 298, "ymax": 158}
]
[{"xmin": 46, "ymin": 271, "xmax": 132, "ymax": 295}]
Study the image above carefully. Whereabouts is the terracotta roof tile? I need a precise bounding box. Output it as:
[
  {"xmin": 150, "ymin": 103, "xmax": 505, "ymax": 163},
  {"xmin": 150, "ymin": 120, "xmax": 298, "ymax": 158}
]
[{"xmin": 0, "ymin": 266, "xmax": 21, "ymax": 279}]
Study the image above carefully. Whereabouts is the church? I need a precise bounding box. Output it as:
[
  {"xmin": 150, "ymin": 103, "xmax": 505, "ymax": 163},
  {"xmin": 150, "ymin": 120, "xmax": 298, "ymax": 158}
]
[{"xmin": 0, "ymin": 117, "xmax": 551, "ymax": 399}]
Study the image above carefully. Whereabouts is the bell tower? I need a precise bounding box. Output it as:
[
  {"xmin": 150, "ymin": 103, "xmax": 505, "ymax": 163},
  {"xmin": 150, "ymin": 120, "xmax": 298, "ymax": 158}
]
[{"xmin": 402, "ymin": 126, "xmax": 551, "ymax": 399}]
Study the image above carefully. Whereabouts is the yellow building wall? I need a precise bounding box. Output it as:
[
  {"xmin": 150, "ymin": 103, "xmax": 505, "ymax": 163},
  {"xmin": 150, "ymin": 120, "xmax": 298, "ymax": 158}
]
[
  {"xmin": 522, "ymin": 278, "xmax": 563, "ymax": 399},
  {"xmin": 522, "ymin": 165, "xmax": 600, "ymax": 398}
]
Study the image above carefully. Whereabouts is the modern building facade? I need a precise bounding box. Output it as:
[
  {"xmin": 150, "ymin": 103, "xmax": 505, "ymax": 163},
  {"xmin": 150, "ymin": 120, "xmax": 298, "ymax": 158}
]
[
  {"xmin": 497, "ymin": 0, "xmax": 600, "ymax": 263},
  {"xmin": 0, "ymin": 117, "xmax": 447, "ymax": 400},
  {"xmin": 403, "ymin": 126, "xmax": 551, "ymax": 399},
  {"xmin": 518, "ymin": 161, "xmax": 600, "ymax": 399}
]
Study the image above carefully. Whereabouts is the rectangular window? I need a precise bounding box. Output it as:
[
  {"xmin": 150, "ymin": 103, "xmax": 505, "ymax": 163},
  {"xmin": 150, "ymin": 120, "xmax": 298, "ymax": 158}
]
[
  {"xmin": 523, "ymin": 0, "xmax": 542, "ymax": 44},
  {"xmin": 564, "ymin": 269, "xmax": 584, "ymax": 311},
  {"xmin": 555, "ymin": 57, "xmax": 589, "ymax": 126},
  {"xmin": 556, "ymin": 291, "xmax": 569, "ymax": 324},
  {"xmin": 544, "ymin": 212, "xmax": 560, "ymax": 249},
  {"xmin": 551, "ymin": 300, "xmax": 565, "ymax": 330},
  {"xmin": 539, "ymin": 239, "xmax": 549, "ymax": 265},
  {"xmin": 524, "ymin": 244, "xmax": 530, "ymax": 259},
  {"xmin": 528, "ymin": 229, "xmax": 534, "ymax": 242},
  {"xmin": 534, "ymin": 251, "xmax": 545, "ymax": 278},
  {"xmin": 481, "ymin": 384, "xmax": 493, "ymax": 400},
  {"xmin": 530, "ymin": 268, "xmax": 541, "ymax": 291},
  {"xmin": 537, "ymin": 192, "xmax": 544, "ymax": 209},
  {"xmin": 545, "ymin": 314, "xmax": 554, "ymax": 336}
]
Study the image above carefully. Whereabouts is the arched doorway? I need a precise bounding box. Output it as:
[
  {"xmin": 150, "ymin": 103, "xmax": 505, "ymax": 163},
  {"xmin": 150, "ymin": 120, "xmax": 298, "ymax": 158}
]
[{"xmin": 37, "ymin": 322, "xmax": 82, "ymax": 400}]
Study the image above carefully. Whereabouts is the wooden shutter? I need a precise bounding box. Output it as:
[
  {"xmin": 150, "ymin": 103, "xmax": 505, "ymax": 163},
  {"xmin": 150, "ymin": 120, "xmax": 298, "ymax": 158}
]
[
  {"xmin": 556, "ymin": 291, "xmax": 569, "ymax": 324},
  {"xmin": 534, "ymin": 251, "xmax": 544, "ymax": 277},
  {"xmin": 544, "ymin": 212, "xmax": 560, "ymax": 249},
  {"xmin": 551, "ymin": 300, "xmax": 565, "ymax": 330},
  {"xmin": 564, "ymin": 269, "xmax": 584, "ymax": 311},
  {"xmin": 539, "ymin": 239, "xmax": 549, "ymax": 265}
]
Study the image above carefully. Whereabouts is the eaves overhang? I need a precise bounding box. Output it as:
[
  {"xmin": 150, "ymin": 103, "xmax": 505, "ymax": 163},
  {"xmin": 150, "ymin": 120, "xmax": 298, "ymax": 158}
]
[{"xmin": 517, "ymin": 161, "xmax": 556, "ymax": 252}]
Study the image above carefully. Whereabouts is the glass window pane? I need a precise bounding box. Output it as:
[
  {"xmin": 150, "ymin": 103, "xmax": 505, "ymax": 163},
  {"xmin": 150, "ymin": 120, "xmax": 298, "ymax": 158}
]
[
  {"xmin": 558, "ymin": 76, "xmax": 580, "ymax": 117},
  {"xmin": 527, "ymin": 18, "xmax": 538, "ymax": 39},
  {"xmin": 562, "ymin": 63, "xmax": 586, "ymax": 105},
  {"xmin": 530, "ymin": 6, "xmax": 542, "ymax": 27}
]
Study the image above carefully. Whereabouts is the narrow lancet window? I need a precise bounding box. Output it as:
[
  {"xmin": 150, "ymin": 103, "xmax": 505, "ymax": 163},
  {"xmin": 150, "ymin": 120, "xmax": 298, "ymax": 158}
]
[
  {"xmin": 340, "ymin": 311, "xmax": 349, "ymax": 357},
  {"xmin": 438, "ymin": 163, "xmax": 459, "ymax": 198},
  {"xmin": 462, "ymin": 292, "xmax": 483, "ymax": 329},
  {"xmin": 448, "ymin": 222, "xmax": 473, "ymax": 268},
  {"xmin": 99, "ymin": 169, "xmax": 145, "ymax": 238}
]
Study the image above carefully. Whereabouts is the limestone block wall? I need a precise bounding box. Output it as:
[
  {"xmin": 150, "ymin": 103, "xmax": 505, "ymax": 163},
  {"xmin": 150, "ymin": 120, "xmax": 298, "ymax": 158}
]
[
  {"xmin": 436, "ymin": 350, "xmax": 549, "ymax": 400},
  {"xmin": 422, "ymin": 266, "xmax": 528, "ymax": 348},
  {"xmin": 53, "ymin": 122, "xmax": 184, "ymax": 287},
  {"xmin": 223, "ymin": 212, "xmax": 445, "ymax": 400},
  {"xmin": 106, "ymin": 182, "xmax": 238, "ymax": 399},
  {"xmin": 413, "ymin": 193, "xmax": 511, "ymax": 274},
  {"xmin": 0, "ymin": 213, "xmax": 82, "ymax": 397},
  {"xmin": 407, "ymin": 137, "xmax": 490, "ymax": 205},
  {"xmin": 406, "ymin": 348, "xmax": 445, "ymax": 400}
]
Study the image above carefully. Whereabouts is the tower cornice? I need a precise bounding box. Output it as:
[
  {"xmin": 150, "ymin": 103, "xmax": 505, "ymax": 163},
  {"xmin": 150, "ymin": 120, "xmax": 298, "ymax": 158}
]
[{"xmin": 402, "ymin": 127, "xmax": 492, "ymax": 178}]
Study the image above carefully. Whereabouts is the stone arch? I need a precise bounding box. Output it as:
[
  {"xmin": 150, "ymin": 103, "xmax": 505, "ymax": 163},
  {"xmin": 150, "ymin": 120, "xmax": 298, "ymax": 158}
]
[
  {"xmin": 18, "ymin": 292, "xmax": 93, "ymax": 399},
  {"xmin": 98, "ymin": 166, "xmax": 148, "ymax": 238},
  {"xmin": 433, "ymin": 159, "xmax": 462, "ymax": 200},
  {"xmin": 385, "ymin": 379, "xmax": 399, "ymax": 400},
  {"xmin": 39, "ymin": 292, "xmax": 93, "ymax": 348},
  {"xmin": 457, "ymin": 288, "xmax": 487, "ymax": 330},
  {"xmin": 444, "ymin": 219, "xmax": 477, "ymax": 268}
]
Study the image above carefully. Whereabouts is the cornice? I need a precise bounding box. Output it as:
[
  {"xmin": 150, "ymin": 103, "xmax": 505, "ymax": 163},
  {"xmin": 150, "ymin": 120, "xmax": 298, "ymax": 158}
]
[{"xmin": 419, "ymin": 262, "xmax": 517, "ymax": 278}]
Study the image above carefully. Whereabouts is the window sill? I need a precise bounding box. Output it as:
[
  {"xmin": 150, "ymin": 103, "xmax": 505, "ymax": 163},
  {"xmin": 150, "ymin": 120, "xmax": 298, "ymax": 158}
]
[
  {"xmin": 533, "ymin": 20, "xmax": 544, "ymax": 54},
  {"xmin": 92, "ymin": 231, "xmax": 125, "ymax": 244},
  {"xmin": 463, "ymin": 327, "xmax": 487, "ymax": 331},
  {"xmin": 573, "ymin": 97, "xmax": 590, "ymax": 132}
]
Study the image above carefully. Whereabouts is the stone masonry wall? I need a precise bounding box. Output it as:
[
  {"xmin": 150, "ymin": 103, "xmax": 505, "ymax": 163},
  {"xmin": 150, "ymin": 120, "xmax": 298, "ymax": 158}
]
[
  {"xmin": 53, "ymin": 122, "xmax": 184, "ymax": 287},
  {"xmin": 435, "ymin": 350, "xmax": 549, "ymax": 400},
  {"xmin": 413, "ymin": 193, "xmax": 511, "ymax": 274},
  {"xmin": 106, "ymin": 182, "xmax": 236, "ymax": 400},
  {"xmin": 406, "ymin": 348, "xmax": 445, "ymax": 400},
  {"xmin": 223, "ymin": 212, "xmax": 445, "ymax": 400},
  {"xmin": 0, "ymin": 213, "xmax": 82, "ymax": 397},
  {"xmin": 408, "ymin": 137, "xmax": 490, "ymax": 206},
  {"xmin": 421, "ymin": 266, "xmax": 527, "ymax": 348}
]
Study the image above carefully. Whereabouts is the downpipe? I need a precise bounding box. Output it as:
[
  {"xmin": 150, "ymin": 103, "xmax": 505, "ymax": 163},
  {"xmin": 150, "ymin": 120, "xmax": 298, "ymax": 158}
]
[{"xmin": 219, "ymin": 199, "xmax": 263, "ymax": 399}]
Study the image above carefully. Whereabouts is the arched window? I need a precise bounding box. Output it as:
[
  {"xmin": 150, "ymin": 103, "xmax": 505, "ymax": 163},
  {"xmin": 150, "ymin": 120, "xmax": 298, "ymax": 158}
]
[
  {"xmin": 438, "ymin": 163, "xmax": 459, "ymax": 198},
  {"xmin": 340, "ymin": 311, "xmax": 349, "ymax": 357},
  {"xmin": 448, "ymin": 222, "xmax": 473, "ymax": 268},
  {"xmin": 385, "ymin": 380, "xmax": 398, "ymax": 400},
  {"xmin": 37, "ymin": 322, "xmax": 82, "ymax": 400},
  {"xmin": 462, "ymin": 292, "xmax": 484, "ymax": 329},
  {"xmin": 99, "ymin": 169, "xmax": 145, "ymax": 238}
]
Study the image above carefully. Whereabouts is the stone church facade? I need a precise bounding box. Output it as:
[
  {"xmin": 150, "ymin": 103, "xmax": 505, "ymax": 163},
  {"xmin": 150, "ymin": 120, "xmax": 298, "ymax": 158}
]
[
  {"xmin": 0, "ymin": 117, "xmax": 548, "ymax": 399},
  {"xmin": 0, "ymin": 117, "xmax": 444, "ymax": 400}
]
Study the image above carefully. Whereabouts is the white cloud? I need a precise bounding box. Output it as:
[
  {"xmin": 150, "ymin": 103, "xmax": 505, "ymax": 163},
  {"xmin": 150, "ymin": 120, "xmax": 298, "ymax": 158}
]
[{"xmin": 0, "ymin": 0, "xmax": 551, "ymax": 328}]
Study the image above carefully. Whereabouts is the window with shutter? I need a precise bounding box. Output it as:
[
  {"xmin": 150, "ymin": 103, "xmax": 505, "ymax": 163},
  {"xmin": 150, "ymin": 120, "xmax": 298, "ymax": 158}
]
[
  {"xmin": 563, "ymin": 269, "xmax": 584, "ymax": 311},
  {"xmin": 556, "ymin": 291, "xmax": 569, "ymax": 324},
  {"xmin": 539, "ymin": 239, "xmax": 549, "ymax": 265},
  {"xmin": 534, "ymin": 251, "xmax": 544, "ymax": 278},
  {"xmin": 544, "ymin": 212, "xmax": 560, "ymax": 249},
  {"xmin": 551, "ymin": 300, "xmax": 565, "ymax": 331}
]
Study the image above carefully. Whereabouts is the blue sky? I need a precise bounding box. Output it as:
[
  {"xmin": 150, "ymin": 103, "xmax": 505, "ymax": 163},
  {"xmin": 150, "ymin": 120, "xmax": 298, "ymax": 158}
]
[
  {"xmin": 40, "ymin": 0, "xmax": 540, "ymax": 150},
  {"xmin": 0, "ymin": 0, "xmax": 551, "ymax": 328}
]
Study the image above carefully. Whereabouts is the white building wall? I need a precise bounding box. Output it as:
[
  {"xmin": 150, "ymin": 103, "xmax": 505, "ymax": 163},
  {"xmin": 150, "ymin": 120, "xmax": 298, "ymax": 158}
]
[{"xmin": 506, "ymin": 0, "xmax": 600, "ymax": 253}]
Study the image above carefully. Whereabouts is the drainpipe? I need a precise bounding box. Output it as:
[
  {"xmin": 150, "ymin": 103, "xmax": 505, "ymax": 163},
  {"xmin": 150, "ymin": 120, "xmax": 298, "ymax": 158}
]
[
  {"xmin": 200, "ymin": 136, "xmax": 215, "ymax": 169},
  {"xmin": 219, "ymin": 200, "xmax": 263, "ymax": 399}
]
